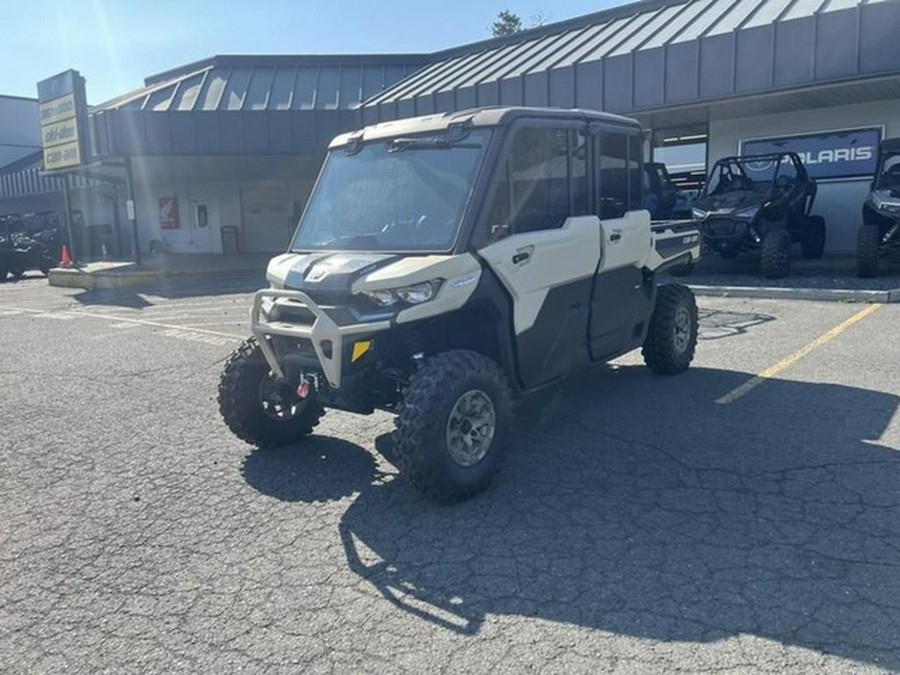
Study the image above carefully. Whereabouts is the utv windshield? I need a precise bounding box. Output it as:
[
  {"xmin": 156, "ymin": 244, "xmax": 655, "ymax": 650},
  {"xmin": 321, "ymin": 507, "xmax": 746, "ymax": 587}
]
[
  {"xmin": 703, "ymin": 156, "xmax": 783, "ymax": 197},
  {"xmin": 874, "ymin": 152, "xmax": 900, "ymax": 190},
  {"xmin": 291, "ymin": 130, "xmax": 490, "ymax": 252}
]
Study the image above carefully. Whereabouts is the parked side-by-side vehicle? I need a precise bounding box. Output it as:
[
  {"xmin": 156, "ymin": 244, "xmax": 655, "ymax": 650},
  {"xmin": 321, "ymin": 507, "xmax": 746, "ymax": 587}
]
[
  {"xmin": 691, "ymin": 152, "xmax": 826, "ymax": 279},
  {"xmin": 858, "ymin": 137, "xmax": 900, "ymax": 277},
  {"xmin": 218, "ymin": 107, "xmax": 702, "ymax": 502}
]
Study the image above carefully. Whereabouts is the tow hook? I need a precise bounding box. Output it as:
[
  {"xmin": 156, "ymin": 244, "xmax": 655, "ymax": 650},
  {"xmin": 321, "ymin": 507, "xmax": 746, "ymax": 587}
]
[{"xmin": 297, "ymin": 372, "xmax": 320, "ymax": 399}]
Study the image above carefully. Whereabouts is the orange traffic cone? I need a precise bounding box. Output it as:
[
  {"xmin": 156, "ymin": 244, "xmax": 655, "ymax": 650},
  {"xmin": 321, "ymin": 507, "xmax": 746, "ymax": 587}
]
[
  {"xmin": 60, "ymin": 245, "xmax": 72, "ymax": 268},
  {"xmin": 101, "ymin": 244, "xmax": 109, "ymax": 262}
]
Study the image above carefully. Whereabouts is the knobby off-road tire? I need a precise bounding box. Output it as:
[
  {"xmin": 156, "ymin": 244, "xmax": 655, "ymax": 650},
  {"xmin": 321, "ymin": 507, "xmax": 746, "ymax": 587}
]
[
  {"xmin": 642, "ymin": 284, "xmax": 698, "ymax": 375},
  {"xmin": 857, "ymin": 224, "xmax": 881, "ymax": 278},
  {"xmin": 801, "ymin": 215, "xmax": 826, "ymax": 260},
  {"xmin": 394, "ymin": 350, "xmax": 513, "ymax": 503},
  {"xmin": 218, "ymin": 337, "xmax": 324, "ymax": 448},
  {"xmin": 761, "ymin": 229, "xmax": 791, "ymax": 279}
]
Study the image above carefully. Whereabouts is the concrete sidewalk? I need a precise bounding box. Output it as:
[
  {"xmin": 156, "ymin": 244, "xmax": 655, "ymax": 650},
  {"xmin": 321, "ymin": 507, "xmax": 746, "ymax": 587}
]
[
  {"xmin": 47, "ymin": 251, "xmax": 900, "ymax": 302},
  {"xmin": 49, "ymin": 253, "xmax": 272, "ymax": 290},
  {"xmin": 670, "ymin": 254, "xmax": 900, "ymax": 303}
]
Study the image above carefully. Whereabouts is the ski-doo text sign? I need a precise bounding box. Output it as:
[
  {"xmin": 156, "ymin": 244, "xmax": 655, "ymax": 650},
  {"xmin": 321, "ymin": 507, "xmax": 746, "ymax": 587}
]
[
  {"xmin": 36, "ymin": 70, "xmax": 89, "ymax": 171},
  {"xmin": 740, "ymin": 128, "xmax": 882, "ymax": 181}
]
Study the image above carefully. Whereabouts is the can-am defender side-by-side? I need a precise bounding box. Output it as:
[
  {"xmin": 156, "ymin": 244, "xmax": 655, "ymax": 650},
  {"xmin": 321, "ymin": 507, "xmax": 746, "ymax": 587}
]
[
  {"xmin": 858, "ymin": 138, "xmax": 900, "ymax": 277},
  {"xmin": 218, "ymin": 107, "xmax": 702, "ymax": 502},
  {"xmin": 691, "ymin": 152, "xmax": 826, "ymax": 278}
]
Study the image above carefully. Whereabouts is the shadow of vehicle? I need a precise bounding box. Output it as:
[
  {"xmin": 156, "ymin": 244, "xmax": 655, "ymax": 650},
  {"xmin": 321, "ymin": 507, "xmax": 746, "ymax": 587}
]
[
  {"xmin": 242, "ymin": 435, "xmax": 382, "ymax": 503},
  {"xmin": 319, "ymin": 365, "xmax": 899, "ymax": 669},
  {"xmin": 67, "ymin": 271, "xmax": 266, "ymax": 310}
]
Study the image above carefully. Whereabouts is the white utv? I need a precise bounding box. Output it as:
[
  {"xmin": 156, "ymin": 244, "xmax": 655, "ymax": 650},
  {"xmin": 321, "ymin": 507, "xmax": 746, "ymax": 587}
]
[{"xmin": 219, "ymin": 107, "xmax": 701, "ymax": 502}]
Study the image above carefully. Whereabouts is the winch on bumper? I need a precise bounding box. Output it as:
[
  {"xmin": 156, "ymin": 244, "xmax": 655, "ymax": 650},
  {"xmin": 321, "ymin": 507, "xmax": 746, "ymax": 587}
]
[{"xmin": 250, "ymin": 288, "xmax": 390, "ymax": 402}]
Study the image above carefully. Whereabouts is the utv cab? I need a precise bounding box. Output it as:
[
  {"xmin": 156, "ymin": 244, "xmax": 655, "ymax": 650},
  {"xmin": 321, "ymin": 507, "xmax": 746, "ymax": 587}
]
[
  {"xmin": 218, "ymin": 107, "xmax": 702, "ymax": 502},
  {"xmin": 858, "ymin": 137, "xmax": 900, "ymax": 277},
  {"xmin": 692, "ymin": 152, "xmax": 825, "ymax": 278}
]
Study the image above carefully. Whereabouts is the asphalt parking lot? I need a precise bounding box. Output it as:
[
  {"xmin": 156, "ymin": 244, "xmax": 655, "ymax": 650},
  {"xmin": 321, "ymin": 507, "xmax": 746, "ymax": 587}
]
[{"xmin": 0, "ymin": 272, "xmax": 898, "ymax": 673}]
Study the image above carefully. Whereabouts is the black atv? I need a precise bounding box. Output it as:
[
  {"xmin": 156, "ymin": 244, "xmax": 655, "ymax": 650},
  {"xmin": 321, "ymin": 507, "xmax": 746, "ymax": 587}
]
[
  {"xmin": 0, "ymin": 215, "xmax": 59, "ymax": 281},
  {"xmin": 691, "ymin": 152, "xmax": 826, "ymax": 278},
  {"xmin": 858, "ymin": 138, "xmax": 900, "ymax": 278}
]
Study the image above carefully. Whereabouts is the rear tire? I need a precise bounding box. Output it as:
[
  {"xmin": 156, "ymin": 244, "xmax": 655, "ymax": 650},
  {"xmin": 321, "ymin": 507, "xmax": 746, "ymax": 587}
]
[
  {"xmin": 218, "ymin": 337, "xmax": 324, "ymax": 448},
  {"xmin": 801, "ymin": 216, "xmax": 826, "ymax": 259},
  {"xmin": 0, "ymin": 262, "xmax": 8, "ymax": 282},
  {"xmin": 394, "ymin": 350, "xmax": 512, "ymax": 503},
  {"xmin": 761, "ymin": 229, "xmax": 791, "ymax": 279},
  {"xmin": 8, "ymin": 267, "xmax": 24, "ymax": 280},
  {"xmin": 857, "ymin": 224, "xmax": 881, "ymax": 278},
  {"xmin": 642, "ymin": 284, "xmax": 698, "ymax": 375}
]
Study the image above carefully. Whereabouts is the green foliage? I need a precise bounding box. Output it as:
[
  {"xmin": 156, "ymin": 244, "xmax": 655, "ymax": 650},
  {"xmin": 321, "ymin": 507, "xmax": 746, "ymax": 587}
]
[{"xmin": 491, "ymin": 10, "xmax": 523, "ymax": 37}]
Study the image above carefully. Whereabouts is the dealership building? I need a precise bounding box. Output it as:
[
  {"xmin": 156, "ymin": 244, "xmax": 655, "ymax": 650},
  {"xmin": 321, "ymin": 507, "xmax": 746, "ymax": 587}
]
[{"xmin": 2, "ymin": 0, "xmax": 899, "ymax": 257}]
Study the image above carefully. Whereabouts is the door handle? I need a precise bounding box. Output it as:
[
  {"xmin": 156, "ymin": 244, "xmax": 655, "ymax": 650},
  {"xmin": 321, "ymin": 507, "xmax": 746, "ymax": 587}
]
[
  {"xmin": 610, "ymin": 232, "xmax": 622, "ymax": 243},
  {"xmin": 512, "ymin": 251, "xmax": 531, "ymax": 264}
]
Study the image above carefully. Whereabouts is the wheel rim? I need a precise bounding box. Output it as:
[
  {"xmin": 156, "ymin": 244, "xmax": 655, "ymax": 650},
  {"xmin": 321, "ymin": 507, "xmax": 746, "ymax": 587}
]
[
  {"xmin": 673, "ymin": 306, "xmax": 691, "ymax": 353},
  {"xmin": 446, "ymin": 389, "xmax": 496, "ymax": 467},
  {"xmin": 258, "ymin": 373, "xmax": 306, "ymax": 421}
]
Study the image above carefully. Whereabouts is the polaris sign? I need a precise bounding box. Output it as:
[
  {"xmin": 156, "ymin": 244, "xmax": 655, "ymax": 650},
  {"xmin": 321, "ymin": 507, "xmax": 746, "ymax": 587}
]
[{"xmin": 740, "ymin": 128, "xmax": 882, "ymax": 181}]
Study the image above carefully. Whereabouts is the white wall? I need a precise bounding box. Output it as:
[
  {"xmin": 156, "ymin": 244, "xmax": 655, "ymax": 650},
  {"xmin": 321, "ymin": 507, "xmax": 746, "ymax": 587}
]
[
  {"xmin": 129, "ymin": 156, "xmax": 319, "ymax": 254},
  {"xmin": 709, "ymin": 99, "xmax": 900, "ymax": 253},
  {"xmin": 0, "ymin": 97, "xmax": 40, "ymax": 168}
]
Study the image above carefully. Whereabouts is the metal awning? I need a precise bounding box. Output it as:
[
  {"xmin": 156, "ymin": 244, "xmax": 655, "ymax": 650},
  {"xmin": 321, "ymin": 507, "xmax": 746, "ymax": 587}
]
[
  {"xmin": 362, "ymin": 0, "xmax": 900, "ymax": 124},
  {"xmin": 89, "ymin": 54, "xmax": 429, "ymax": 158}
]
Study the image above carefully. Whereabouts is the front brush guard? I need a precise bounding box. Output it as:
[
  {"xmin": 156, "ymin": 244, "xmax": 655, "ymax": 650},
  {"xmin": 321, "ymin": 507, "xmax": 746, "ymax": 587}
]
[{"xmin": 249, "ymin": 289, "xmax": 389, "ymax": 389}]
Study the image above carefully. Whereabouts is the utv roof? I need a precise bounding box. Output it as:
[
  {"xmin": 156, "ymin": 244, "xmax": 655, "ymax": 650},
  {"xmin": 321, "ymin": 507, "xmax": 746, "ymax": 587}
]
[
  {"xmin": 881, "ymin": 138, "xmax": 900, "ymax": 154},
  {"xmin": 328, "ymin": 106, "xmax": 642, "ymax": 149},
  {"xmin": 715, "ymin": 152, "xmax": 802, "ymax": 163}
]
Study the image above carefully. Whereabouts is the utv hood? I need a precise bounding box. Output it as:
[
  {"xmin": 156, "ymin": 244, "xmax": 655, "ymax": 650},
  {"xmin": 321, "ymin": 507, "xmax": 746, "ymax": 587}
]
[
  {"xmin": 266, "ymin": 252, "xmax": 400, "ymax": 294},
  {"xmin": 694, "ymin": 191, "xmax": 765, "ymax": 214}
]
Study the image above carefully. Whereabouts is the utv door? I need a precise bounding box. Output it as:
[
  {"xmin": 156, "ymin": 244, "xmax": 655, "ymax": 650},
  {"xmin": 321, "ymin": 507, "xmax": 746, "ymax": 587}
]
[
  {"xmin": 477, "ymin": 124, "xmax": 597, "ymax": 390},
  {"xmin": 588, "ymin": 131, "xmax": 655, "ymax": 361}
]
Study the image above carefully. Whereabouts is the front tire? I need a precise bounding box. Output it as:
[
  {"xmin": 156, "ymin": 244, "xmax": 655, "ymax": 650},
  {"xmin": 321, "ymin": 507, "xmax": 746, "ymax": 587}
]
[
  {"xmin": 218, "ymin": 337, "xmax": 324, "ymax": 448},
  {"xmin": 801, "ymin": 215, "xmax": 826, "ymax": 259},
  {"xmin": 857, "ymin": 224, "xmax": 881, "ymax": 278},
  {"xmin": 394, "ymin": 350, "xmax": 513, "ymax": 503},
  {"xmin": 642, "ymin": 284, "xmax": 698, "ymax": 375},
  {"xmin": 761, "ymin": 229, "xmax": 791, "ymax": 278}
]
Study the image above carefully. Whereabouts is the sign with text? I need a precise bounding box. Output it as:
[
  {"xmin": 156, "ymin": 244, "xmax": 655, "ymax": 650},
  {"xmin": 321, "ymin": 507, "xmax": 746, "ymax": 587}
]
[
  {"xmin": 159, "ymin": 197, "xmax": 180, "ymax": 229},
  {"xmin": 740, "ymin": 127, "xmax": 882, "ymax": 181},
  {"xmin": 37, "ymin": 70, "xmax": 89, "ymax": 171}
]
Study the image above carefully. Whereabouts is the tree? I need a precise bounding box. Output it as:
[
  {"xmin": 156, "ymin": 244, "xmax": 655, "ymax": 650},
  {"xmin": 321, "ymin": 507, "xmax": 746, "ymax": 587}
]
[{"xmin": 491, "ymin": 10, "xmax": 524, "ymax": 37}]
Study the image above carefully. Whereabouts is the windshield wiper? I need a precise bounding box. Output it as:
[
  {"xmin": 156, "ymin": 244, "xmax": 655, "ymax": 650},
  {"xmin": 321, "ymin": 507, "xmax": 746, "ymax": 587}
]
[
  {"xmin": 387, "ymin": 136, "xmax": 481, "ymax": 152},
  {"xmin": 303, "ymin": 234, "xmax": 381, "ymax": 250}
]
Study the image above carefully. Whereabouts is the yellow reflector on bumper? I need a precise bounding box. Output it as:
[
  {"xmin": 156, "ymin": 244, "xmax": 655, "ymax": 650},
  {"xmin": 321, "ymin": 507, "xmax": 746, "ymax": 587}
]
[{"xmin": 351, "ymin": 340, "xmax": 372, "ymax": 362}]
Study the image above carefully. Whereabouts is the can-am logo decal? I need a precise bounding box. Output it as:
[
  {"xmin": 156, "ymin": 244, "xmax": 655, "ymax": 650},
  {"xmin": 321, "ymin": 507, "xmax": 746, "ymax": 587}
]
[{"xmin": 740, "ymin": 127, "xmax": 882, "ymax": 180}]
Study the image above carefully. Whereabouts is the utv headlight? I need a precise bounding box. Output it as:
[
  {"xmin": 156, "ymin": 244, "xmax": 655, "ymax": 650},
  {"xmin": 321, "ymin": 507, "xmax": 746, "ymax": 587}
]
[
  {"xmin": 692, "ymin": 208, "xmax": 707, "ymax": 221},
  {"xmin": 363, "ymin": 280, "xmax": 442, "ymax": 307},
  {"xmin": 872, "ymin": 191, "xmax": 900, "ymax": 214},
  {"xmin": 735, "ymin": 206, "xmax": 760, "ymax": 220},
  {"xmin": 396, "ymin": 281, "xmax": 439, "ymax": 304},
  {"xmin": 364, "ymin": 289, "xmax": 399, "ymax": 307}
]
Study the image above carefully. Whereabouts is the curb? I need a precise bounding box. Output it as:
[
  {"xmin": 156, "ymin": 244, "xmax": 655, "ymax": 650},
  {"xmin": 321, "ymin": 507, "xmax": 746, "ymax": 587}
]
[
  {"xmin": 688, "ymin": 284, "xmax": 900, "ymax": 303},
  {"xmin": 48, "ymin": 266, "xmax": 264, "ymax": 290}
]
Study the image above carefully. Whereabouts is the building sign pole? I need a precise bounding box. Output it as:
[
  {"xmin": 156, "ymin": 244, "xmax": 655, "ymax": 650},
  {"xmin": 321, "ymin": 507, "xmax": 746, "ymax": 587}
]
[
  {"xmin": 61, "ymin": 175, "xmax": 76, "ymax": 262},
  {"xmin": 125, "ymin": 156, "xmax": 141, "ymax": 265}
]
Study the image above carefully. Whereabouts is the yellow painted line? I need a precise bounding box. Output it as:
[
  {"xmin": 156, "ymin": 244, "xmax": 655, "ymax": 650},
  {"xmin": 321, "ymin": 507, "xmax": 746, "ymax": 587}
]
[{"xmin": 716, "ymin": 303, "xmax": 882, "ymax": 405}]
